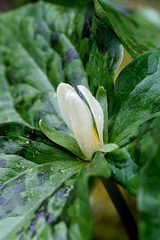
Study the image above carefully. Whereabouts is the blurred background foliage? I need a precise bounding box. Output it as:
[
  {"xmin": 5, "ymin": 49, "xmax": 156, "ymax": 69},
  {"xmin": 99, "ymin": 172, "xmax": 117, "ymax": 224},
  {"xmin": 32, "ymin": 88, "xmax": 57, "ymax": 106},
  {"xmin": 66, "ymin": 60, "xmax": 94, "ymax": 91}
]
[
  {"xmin": 0, "ymin": 0, "xmax": 159, "ymax": 240},
  {"xmin": 0, "ymin": 0, "xmax": 160, "ymax": 11}
]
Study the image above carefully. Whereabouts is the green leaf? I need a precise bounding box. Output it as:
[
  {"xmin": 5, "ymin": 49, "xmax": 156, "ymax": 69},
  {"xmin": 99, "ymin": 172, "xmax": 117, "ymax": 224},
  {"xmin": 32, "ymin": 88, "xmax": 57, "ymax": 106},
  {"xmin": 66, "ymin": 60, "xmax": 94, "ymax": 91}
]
[
  {"xmin": 107, "ymin": 147, "xmax": 140, "ymax": 195},
  {"xmin": 107, "ymin": 116, "xmax": 160, "ymax": 195},
  {"xmin": 62, "ymin": 152, "xmax": 111, "ymax": 240},
  {"xmin": 108, "ymin": 51, "xmax": 160, "ymax": 147},
  {"xmin": 94, "ymin": 143, "xmax": 119, "ymax": 154},
  {"xmin": 0, "ymin": 122, "xmax": 78, "ymax": 165},
  {"xmin": 2, "ymin": 1, "xmax": 159, "ymax": 239},
  {"xmin": 96, "ymin": 86, "xmax": 108, "ymax": 143},
  {"xmin": 39, "ymin": 120, "xmax": 85, "ymax": 160},
  {"xmin": 82, "ymin": 15, "xmax": 123, "ymax": 96},
  {"xmin": 94, "ymin": 0, "xmax": 160, "ymax": 57},
  {"xmin": 105, "ymin": 51, "xmax": 160, "ymax": 194},
  {"xmin": 0, "ymin": 1, "xmax": 122, "ymax": 130},
  {"xmin": 138, "ymin": 121, "xmax": 160, "ymax": 240},
  {"xmin": 0, "ymin": 2, "xmax": 88, "ymax": 130},
  {"xmin": 0, "ymin": 122, "xmax": 86, "ymax": 239},
  {"xmin": 15, "ymin": 184, "xmax": 74, "ymax": 240},
  {"xmin": 0, "ymin": 2, "xmax": 122, "ymax": 238},
  {"xmin": 0, "ymin": 63, "xmax": 25, "ymax": 124}
]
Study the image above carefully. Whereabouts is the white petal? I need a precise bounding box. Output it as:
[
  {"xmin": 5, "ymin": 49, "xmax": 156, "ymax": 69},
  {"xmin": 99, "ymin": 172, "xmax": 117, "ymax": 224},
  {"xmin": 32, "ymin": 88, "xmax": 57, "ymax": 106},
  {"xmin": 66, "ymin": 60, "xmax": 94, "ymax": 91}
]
[
  {"xmin": 77, "ymin": 85, "xmax": 104, "ymax": 146},
  {"xmin": 65, "ymin": 90, "xmax": 93, "ymax": 159},
  {"xmin": 57, "ymin": 83, "xmax": 76, "ymax": 131}
]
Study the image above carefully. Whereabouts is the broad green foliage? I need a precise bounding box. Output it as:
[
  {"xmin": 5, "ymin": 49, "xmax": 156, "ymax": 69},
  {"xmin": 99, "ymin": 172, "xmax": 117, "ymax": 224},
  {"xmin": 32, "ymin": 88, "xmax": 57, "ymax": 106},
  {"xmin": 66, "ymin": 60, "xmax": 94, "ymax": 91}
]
[
  {"xmin": 109, "ymin": 51, "xmax": 160, "ymax": 146},
  {"xmin": 0, "ymin": 122, "xmax": 86, "ymax": 239},
  {"xmin": 84, "ymin": 16, "xmax": 123, "ymax": 95},
  {"xmin": 95, "ymin": 0, "xmax": 160, "ymax": 57},
  {"xmin": 138, "ymin": 120, "xmax": 160, "ymax": 240},
  {"xmin": 0, "ymin": 1, "xmax": 160, "ymax": 240},
  {"xmin": 105, "ymin": 51, "xmax": 160, "ymax": 196},
  {"xmin": 0, "ymin": 2, "xmax": 122, "ymax": 239},
  {"xmin": 62, "ymin": 152, "xmax": 111, "ymax": 240}
]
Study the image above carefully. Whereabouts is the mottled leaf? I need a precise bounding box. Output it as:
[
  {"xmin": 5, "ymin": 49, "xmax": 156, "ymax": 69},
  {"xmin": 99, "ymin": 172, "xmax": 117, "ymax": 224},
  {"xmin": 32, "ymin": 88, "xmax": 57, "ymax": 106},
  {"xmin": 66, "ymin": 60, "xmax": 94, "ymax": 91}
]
[
  {"xmin": 138, "ymin": 120, "xmax": 160, "ymax": 240},
  {"xmin": 0, "ymin": 122, "xmax": 86, "ymax": 240},
  {"xmin": 95, "ymin": 0, "xmax": 160, "ymax": 57},
  {"xmin": 1, "ymin": 1, "xmax": 159, "ymax": 239},
  {"xmin": 81, "ymin": 14, "xmax": 123, "ymax": 96},
  {"xmin": 62, "ymin": 152, "xmax": 111, "ymax": 240},
  {"xmin": 0, "ymin": 1, "xmax": 123, "ymax": 239},
  {"xmin": 109, "ymin": 51, "xmax": 160, "ymax": 147},
  {"xmin": 107, "ymin": 147, "xmax": 140, "ymax": 195}
]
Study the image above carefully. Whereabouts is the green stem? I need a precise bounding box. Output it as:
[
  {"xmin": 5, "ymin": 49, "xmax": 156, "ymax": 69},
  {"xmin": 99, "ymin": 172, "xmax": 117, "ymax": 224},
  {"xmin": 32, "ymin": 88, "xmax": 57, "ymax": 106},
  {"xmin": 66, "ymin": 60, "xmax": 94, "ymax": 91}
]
[{"xmin": 101, "ymin": 178, "xmax": 138, "ymax": 240}]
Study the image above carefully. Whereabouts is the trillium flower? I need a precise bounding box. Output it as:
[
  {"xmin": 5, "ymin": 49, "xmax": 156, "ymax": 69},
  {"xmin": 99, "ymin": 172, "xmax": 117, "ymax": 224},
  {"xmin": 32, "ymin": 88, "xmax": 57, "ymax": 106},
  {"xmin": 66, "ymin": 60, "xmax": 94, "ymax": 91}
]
[{"xmin": 57, "ymin": 83, "xmax": 104, "ymax": 160}]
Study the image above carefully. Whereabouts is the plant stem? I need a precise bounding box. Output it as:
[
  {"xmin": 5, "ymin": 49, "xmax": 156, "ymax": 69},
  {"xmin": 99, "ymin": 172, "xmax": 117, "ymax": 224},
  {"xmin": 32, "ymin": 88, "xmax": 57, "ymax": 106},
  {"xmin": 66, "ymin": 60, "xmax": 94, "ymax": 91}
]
[{"xmin": 101, "ymin": 178, "xmax": 138, "ymax": 240}]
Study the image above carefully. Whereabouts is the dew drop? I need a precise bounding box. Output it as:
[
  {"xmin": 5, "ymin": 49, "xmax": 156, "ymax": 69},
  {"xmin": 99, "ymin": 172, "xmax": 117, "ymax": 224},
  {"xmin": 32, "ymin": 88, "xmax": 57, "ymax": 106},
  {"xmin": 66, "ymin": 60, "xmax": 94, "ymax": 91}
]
[{"xmin": 59, "ymin": 168, "xmax": 65, "ymax": 174}]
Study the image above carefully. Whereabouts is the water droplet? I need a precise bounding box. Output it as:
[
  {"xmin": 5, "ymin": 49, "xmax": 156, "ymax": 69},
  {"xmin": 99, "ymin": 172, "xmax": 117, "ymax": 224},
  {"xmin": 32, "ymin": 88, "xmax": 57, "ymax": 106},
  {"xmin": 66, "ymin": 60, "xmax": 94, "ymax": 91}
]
[
  {"xmin": 59, "ymin": 168, "xmax": 65, "ymax": 174},
  {"xmin": 64, "ymin": 186, "xmax": 73, "ymax": 197}
]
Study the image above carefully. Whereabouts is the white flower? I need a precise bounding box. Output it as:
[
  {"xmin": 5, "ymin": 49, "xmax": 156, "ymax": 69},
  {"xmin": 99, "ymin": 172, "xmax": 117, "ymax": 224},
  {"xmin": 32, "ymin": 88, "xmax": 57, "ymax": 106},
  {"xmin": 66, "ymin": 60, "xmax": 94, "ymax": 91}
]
[{"xmin": 57, "ymin": 83, "xmax": 104, "ymax": 160}]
